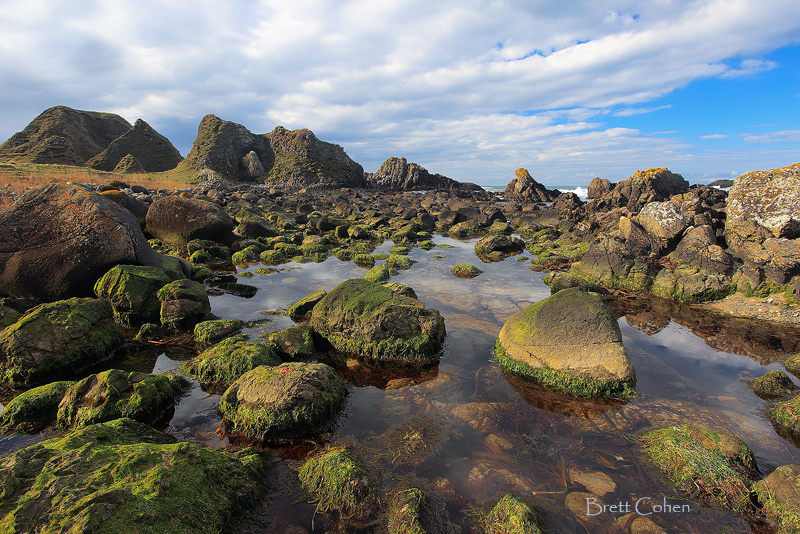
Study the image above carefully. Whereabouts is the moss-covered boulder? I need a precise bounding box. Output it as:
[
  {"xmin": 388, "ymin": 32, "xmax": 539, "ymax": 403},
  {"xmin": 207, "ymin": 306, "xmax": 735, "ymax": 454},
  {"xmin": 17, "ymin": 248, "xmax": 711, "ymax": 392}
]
[
  {"xmin": 0, "ymin": 418, "xmax": 267, "ymax": 534},
  {"xmin": 483, "ymin": 494, "xmax": 542, "ymax": 534},
  {"xmin": 542, "ymin": 271, "xmax": 606, "ymax": 295},
  {"xmin": 451, "ymin": 264, "xmax": 483, "ymax": 278},
  {"xmin": 0, "ymin": 305, "xmax": 20, "ymax": 331},
  {"xmin": 298, "ymin": 446, "xmax": 376, "ymax": 518},
  {"xmin": 259, "ymin": 249, "xmax": 286, "ymax": 264},
  {"xmin": 0, "ymin": 298, "xmax": 124, "ymax": 386},
  {"xmin": 495, "ymin": 287, "xmax": 635, "ymax": 398},
  {"xmin": 310, "ymin": 279, "xmax": 446, "ymax": 367},
  {"xmin": 288, "ymin": 289, "xmax": 327, "ymax": 322},
  {"xmin": 93, "ymin": 265, "xmax": 173, "ymax": 326},
  {"xmin": 268, "ymin": 324, "xmax": 318, "ymax": 361},
  {"xmin": 753, "ymin": 464, "xmax": 800, "ymax": 534},
  {"xmin": 56, "ymin": 369, "xmax": 189, "ymax": 428},
  {"xmin": 639, "ymin": 424, "xmax": 759, "ymax": 511},
  {"xmin": 785, "ymin": 354, "xmax": 800, "ymax": 379},
  {"xmin": 193, "ymin": 319, "xmax": 244, "ymax": 348},
  {"xmin": 157, "ymin": 279, "xmax": 211, "ymax": 330},
  {"xmin": 219, "ymin": 362, "xmax": 347, "ymax": 443},
  {"xmin": 180, "ymin": 336, "xmax": 282, "ymax": 390},
  {"xmin": 387, "ymin": 487, "xmax": 451, "ymax": 534},
  {"xmin": 474, "ymin": 234, "xmax": 524, "ymax": 262},
  {"xmin": 749, "ymin": 370, "xmax": 798, "ymax": 399},
  {"xmin": 771, "ymin": 396, "xmax": 800, "ymax": 442},
  {"xmin": 385, "ymin": 254, "xmax": 415, "ymax": 270},
  {"xmin": 363, "ymin": 264, "xmax": 391, "ymax": 283},
  {"xmin": 0, "ymin": 380, "xmax": 74, "ymax": 431}
]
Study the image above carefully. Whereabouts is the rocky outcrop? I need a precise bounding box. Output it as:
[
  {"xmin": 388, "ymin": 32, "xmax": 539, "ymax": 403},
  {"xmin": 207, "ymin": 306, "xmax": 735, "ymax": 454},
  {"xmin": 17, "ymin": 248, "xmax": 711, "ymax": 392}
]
[
  {"xmin": 727, "ymin": 163, "xmax": 800, "ymax": 238},
  {"xmin": 0, "ymin": 106, "xmax": 132, "ymax": 165},
  {"xmin": 366, "ymin": 156, "xmax": 482, "ymax": 192},
  {"xmin": 0, "ymin": 184, "xmax": 162, "ymax": 300},
  {"xmin": 177, "ymin": 114, "xmax": 365, "ymax": 188},
  {"xmin": 503, "ymin": 168, "xmax": 560, "ymax": 203},
  {"xmin": 588, "ymin": 168, "xmax": 689, "ymax": 213},
  {"xmin": 85, "ymin": 118, "xmax": 182, "ymax": 172},
  {"xmin": 495, "ymin": 287, "xmax": 635, "ymax": 398},
  {"xmin": 145, "ymin": 194, "xmax": 236, "ymax": 248}
]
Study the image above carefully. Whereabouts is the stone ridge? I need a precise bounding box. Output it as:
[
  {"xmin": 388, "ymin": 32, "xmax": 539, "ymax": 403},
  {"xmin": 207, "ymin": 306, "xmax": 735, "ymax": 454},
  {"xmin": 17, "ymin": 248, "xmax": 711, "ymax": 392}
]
[
  {"xmin": 86, "ymin": 118, "xmax": 183, "ymax": 172},
  {"xmin": 0, "ymin": 105, "xmax": 132, "ymax": 165},
  {"xmin": 366, "ymin": 156, "xmax": 482, "ymax": 191}
]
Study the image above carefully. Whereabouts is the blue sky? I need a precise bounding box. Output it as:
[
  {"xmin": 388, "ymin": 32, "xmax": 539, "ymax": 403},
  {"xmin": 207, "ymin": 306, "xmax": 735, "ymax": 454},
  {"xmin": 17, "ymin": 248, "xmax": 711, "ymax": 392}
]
[{"xmin": 0, "ymin": 0, "xmax": 798, "ymax": 186}]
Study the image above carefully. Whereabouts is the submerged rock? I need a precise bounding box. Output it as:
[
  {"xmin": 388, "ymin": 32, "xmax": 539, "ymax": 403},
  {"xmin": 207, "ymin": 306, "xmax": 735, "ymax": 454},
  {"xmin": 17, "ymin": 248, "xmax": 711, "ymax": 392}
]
[
  {"xmin": 753, "ymin": 464, "xmax": 800, "ymax": 534},
  {"xmin": 219, "ymin": 362, "xmax": 347, "ymax": 442},
  {"xmin": 451, "ymin": 264, "xmax": 483, "ymax": 278},
  {"xmin": 387, "ymin": 487, "xmax": 451, "ymax": 534},
  {"xmin": 639, "ymin": 424, "xmax": 758, "ymax": 511},
  {"xmin": 298, "ymin": 446, "xmax": 376, "ymax": 518},
  {"xmin": 483, "ymin": 494, "xmax": 542, "ymax": 534},
  {"xmin": 0, "ymin": 418, "xmax": 267, "ymax": 534},
  {"xmin": 0, "ymin": 298, "xmax": 124, "ymax": 386},
  {"xmin": 495, "ymin": 287, "xmax": 635, "ymax": 398},
  {"xmin": 181, "ymin": 335, "xmax": 282, "ymax": 390},
  {"xmin": 310, "ymin": 278, "xmax": 446, "ymax": 367}
]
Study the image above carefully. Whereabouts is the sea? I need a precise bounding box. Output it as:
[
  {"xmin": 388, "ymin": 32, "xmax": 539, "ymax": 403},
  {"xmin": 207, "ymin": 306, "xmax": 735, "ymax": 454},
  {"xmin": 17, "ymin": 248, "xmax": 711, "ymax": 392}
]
[{"xmin": 481, "ymin": 184, "xmax": 589, "ymax": 201}]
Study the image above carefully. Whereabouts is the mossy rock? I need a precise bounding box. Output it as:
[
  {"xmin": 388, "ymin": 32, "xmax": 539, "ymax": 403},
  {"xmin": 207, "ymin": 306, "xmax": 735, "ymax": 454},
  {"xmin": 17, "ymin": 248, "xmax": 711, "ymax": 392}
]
[
  {"xmin": 231, "ymin": 244, "xmax": 262, "ymax": 265},
  {"xmin": 0, "ymin": 418, "xmax": 267, "ymax": 534},
  {"xmin": 474, "ymin": 234, "xmax": 524, "ymax": 261},
  {"xmin": 451, "ymin": 264, "xmax": 483, "ymax": 279},
  {"xmin": 93, "ymin": 265, "xmax": 174, "ymax": 326},
  {"xmin": 193, "ymin": 319, "xmax": 245, "ymax": 348},
  {"xmin": 785, "ymin": 354, "xmax": 800, "ymax": 379},
  {"xmin": 385, "ymin": 254, "xmax": 415, "ymax": 271},
  {"xmin": 382, "ymin": 283, "xmax": 419, "ymax": 299},
  {"xmin": 216, "ymin": 281, "xmax": 259, "ymax": 298},
  {"xmin": 483, "ymin": 494, "xmax": 542, "ymax": 534},
  {"xmin": 543, "ymin": 271, "xmax": 606, "ymax": 295},
  {"xmin": 753, "ymin": 464, "xmax": 800, "ymax": 534},
  {"xmin": 219, "ymin": 362, "xmax": 347, "ymax": 443},
  {"xmin": 259, "ymin": 249, "xmax": 286, "ymax": 264},
  {"xmin": 0, "ymin": 380, "xmax": 74, "ymax": 431},
  {"xmin": 0, "ymin": 298, "xmax": 124, "ymax": 387},
  {"xmin": 392, "ymin": 226, "xmax": 418, "ymax": 244},
  {"xmin": 364, "ymin": 264, "xmax": 391, "ymax": 283},
  {"xmin": 771, "ymin": 396, "xmax": 800, "ymax": 442},
  {"xmin": 0, "ymin": 305, "xmax": 21, "ymax": 331},
  {"xmin": 267, "ymin": 324, "xmax": 318, "ymax": 361},
  {"xmin": 749, "ymin": 370, "xmax": 798, "ymax": 399},
  {"xmin": 188, "ymin": 250, "xmax": 211, "ymax": 264},
  {"xmin": 298, "ymin": 446, "xmax": 376, "ymax": 518},
  {"xmin": 180, "ymin": 336, "xmax": 282, "ymax": 391},
  {"xmin": 354, "ymin": 253, "xmax": 376, "ymax": 268},
  {"xmin": 652, "ymin": 267, "xmax": 733, "ymax": 302},
  {"xmin": 191, "ymin": 265, "xmax": 214, "ymax": 283},
  {"xmin": 495, "ymin": 288, "xmax": 635, "ymax": 399},
  {"xmin": 418, "ymin": 240, "xmax": 435, "ymax": 250},
  {"xmin": 639, "ymin": 424, "xmax": 759, "ymax": 511},
  {"xmin": 334, "ymin": 248, "xmax": 355, "ymax": 261},
  {"xmin": 57, "ymin": 369, "xmax": 189, "ymax": 428},
  {"xmin": 288, "ymin": 290, "xmax": 327, "ymax": 322},
  {"xmin": 157, "ymin": 279, "xmax": 211, "ymax": 330},
  {"xmin": 134, "ymin": 322, "xmax": 168, "ymax": 342},
  {"xmin": 310, "ymin": 279, "xmax": 445, "ymax": 367},
  {"xmin": 389, "ymin": 245, "xmax": 411, "ymax": 255},
  {"xmin": 387, "ymin": 487, "xmax": 451, "ymax": 534}
]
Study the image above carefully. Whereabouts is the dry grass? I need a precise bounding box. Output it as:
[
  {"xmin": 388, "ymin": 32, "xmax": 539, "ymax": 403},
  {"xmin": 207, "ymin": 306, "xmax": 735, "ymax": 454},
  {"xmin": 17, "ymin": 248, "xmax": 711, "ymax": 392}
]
[{"xmin": 0, "ymin": 162, "xmax": 196, "ymax": 210}]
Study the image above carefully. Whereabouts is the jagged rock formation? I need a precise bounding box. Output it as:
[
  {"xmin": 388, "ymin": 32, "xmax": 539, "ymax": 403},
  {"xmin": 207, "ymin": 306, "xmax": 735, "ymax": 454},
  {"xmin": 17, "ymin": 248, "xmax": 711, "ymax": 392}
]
[
  {"xmin": 503, "ymin": 168, "xmax": 561, "ymax": 203},
  {"xmin": 86, "ymin": 119, "xmax": 182, "ymax": 172},
  {"xmin": 587, "ymin": 168, "xmax": 689, "ymax": 213},
  {"xmin": 366, "ymin": 156, "xmax": 482, "ymax": 192},
  {"xmin": 0, "ymin": 106, "xmax": 132, "ymax": 165},
  {"xmin": 177, "ymin": 114, "xmax": 365, "ymax": 188}
]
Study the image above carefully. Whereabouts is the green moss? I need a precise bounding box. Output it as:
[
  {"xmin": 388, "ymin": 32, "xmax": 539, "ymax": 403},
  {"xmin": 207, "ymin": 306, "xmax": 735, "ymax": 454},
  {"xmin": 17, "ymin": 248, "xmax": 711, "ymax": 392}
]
[
  {"xmin": 193, "ymin": 319, "xmax": 244, "ymax": 348},
  {"xmin": 385, "ymin": 254, "xmax": 415, "ymax": 270},
  {"xmin": 0, "ymin": 418, "xmax": 267, "ymax": 534},
  {"xmin": 772, "ymin": 396, "xmax": 800, "ymax": 440},
  {"xmin": 418, "ymin": 240, "xmax": 434, "ymax": 250},
  {"xmin": 231, "ymin": 245, "xmax": 262, "ymax": 265},
  {"xmin": 785, "ymin": 354, "xmax": 800, "ymax": 379},
  {"xmin": 483, "ymin": 494, "xmax": 542, "ymax": 534},
  {"xmin": 364, "ymin": 264, "xmax": 391, "ymax": 283},
  {"xmin": 494, "ymin": 340, "xmax": 635, "ymax": 399},
  {"xmin": 387, "ymin": 488, "xmax": 429, "ymax": 534},
  {"xmin": 334, "ymin": 248, "xmax": 355, "ymax": 261},
  {"xmin": 274, "ymin": 242, "xmax": 301, "ymax": 257},
  {"xmin": 451, "ymin": 264, "xmax": 483, "ymax": 278},
  {"xmin": 0, "ymin": 305, "xmax": 20, "ymax": 331},
  {"xmin": 389, "ymin": 245, "xmax": 410, "ymax": 255},
  {"xmin": 93, "ymin": 265, "xmax": 174, "ymax": 326},
  {"xmin": 640, "ymin": 424, "xmax": 758, "ymax": 511},
  {"xmin": 750, "ymin": 370, "xmax": 797, "ymax": 399},
  {"xmin": 0, "ymin": 380, "xmax": 74, "ymax": 430},
  {"xmin": 288, "ymin": 290, "xmax": 327, "ymax": 321},
  {"xmin": 259, "ymin": 249, "xmax": 286, "ymax": 264},
  {"xmin": 267, "ymin": 325, "xmax": 318, "ymax": 361},
  {"xmin": 180, "ymin": 336, "xmax": 282, "ymax": 390},
  {"xmin": 297, "ymin": 446, "xmax": 375, "ymax": 517},
  {"xmin": 354, "ymin": 253, "xmax": 376, "ymax": 268},
  {"xmin": 752, "ymin": 464, "xmax": 800, "ymax": 534}
]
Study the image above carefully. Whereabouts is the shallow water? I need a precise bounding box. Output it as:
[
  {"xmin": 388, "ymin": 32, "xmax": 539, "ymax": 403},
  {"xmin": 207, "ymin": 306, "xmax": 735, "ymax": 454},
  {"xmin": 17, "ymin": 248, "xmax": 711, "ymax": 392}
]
[{"xmin": 3, "ymin": 233, "xmax": 800, "ymax": 533}]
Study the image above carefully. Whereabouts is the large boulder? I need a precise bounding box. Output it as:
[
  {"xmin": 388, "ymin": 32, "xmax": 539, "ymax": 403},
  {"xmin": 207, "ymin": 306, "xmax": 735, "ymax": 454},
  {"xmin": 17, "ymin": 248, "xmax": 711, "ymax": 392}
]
[
  {"xmin": 366, "ymin": 156, "xmax": 482, "ymax": 192},
  {"xmin": 85, "ymin": 118, "xmax": 183, "ymax": 172},
  {"xmin": 310, "ymin": 279, "xmax": 446, "ymax": 367},
  {"xmin": 503, "ymin": 168, "xmax": 560, "ymax": 203},
  {"xmin": 495, "ymin": 287, "xmax": 635, "ymax": 398},
  {"xmin": 727, "ymin": 162, "xmax": 800, "ymax": 238},
  {"xmin": 145, "ymin": 195, "xmax": 236, "ymax": 248},
  {"xmin": 219, "ymin": 362, "xmax": 347, "ymax": 442},
  {"xmin": 93, "ymin": 265, "xmax": 173, "ymax": 326},
  {"xmin": 0, "ymin": 418, "xmax": 267, "ymax": 533},
  {"xmin": 474, "ymin": 234, "xmax": 525, "ymax": 262},
  {"xmin": 0, "ymin": 298, "xmax": 124, "ymax": 386},
  {"xmin": 0, "ymin": 184, "xmax": 162, "ymax": 300}
]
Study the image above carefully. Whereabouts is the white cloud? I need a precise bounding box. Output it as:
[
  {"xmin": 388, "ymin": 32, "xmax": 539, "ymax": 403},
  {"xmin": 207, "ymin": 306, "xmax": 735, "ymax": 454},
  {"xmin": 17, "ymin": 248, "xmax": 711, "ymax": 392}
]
[
  {"xmin": 741, "ymin": 130, "xmax": 800, "ymax": 143},
  {"xmin": 700, "ymin": 134, "xmax": 730, "ymax": 139}
]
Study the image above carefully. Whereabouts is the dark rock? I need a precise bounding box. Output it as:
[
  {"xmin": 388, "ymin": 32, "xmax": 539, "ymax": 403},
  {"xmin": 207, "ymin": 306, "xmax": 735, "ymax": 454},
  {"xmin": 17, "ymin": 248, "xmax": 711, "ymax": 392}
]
[
  {"xmin": 366, "ymin": 156, "xmax": 482, "ymax": 192},
  {"xmin": 589, "ymin": 168, "xmax": 689, "ymax": 213},
  {"xmin": 587, "ymin": 177, "xmax": 613, "ymax": 199},
  {"xmin": 503, "ymin": 168, "xmax": 560, "ymax": 203},
  {"xmin": 85, "ymin": 119, "xmax": 182, "ymax": 172},
  {"xmin": 146, "ymin": 195, "xmax": 236, "ymax": 248}
]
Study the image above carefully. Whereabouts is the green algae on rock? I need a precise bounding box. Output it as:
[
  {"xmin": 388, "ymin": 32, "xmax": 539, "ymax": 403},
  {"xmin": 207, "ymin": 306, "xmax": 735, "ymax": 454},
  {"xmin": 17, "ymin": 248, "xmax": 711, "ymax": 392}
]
[
  {"xmin": 495, "ymin": 288, "xmax": 635, "ymax": 398},
  {"xmin": 385, "ymin": 253, "xmax": 416, "ymax": 271},
  {"xmin": 288, "ymin": 289, "xmax": 327, "ymax": 321},
  {"xmin": 753, "ymin": 464, "xmax": 800, "ymax": 534},
  {"xmin": 363, "ymin": 264, "xmax": 391, "ymax": 283},
  {"xmin": 483, "ymin": 494, "xmax": 542, "ymax": 534},
  {"xmin": 0, "ymin": 418, "xmax": 267, "ymax": 534},
  {"xmin": 181, "ymin": 335, "xmax": 282, "ymax": 390},
  {"xmin": 298, "ymin": 445, "xmax": 376, "ymax": 518},
  {"xmin": 386, "ymin": 487, "xmax": 451, "ymax": 534},
  {"xmin": 94, "ymin": 264, "xmax": 174, "ymax": 326},
  {"xmin": 193, "ymin": 319, "xmax": 245, "ymax": 348},
  {"xmin": 0, "ymin": 380, "xmax": 74, "ymax": 431},
  {"xmin": 451, "ymin": 264, "xmax": 483, "ymax": 279},
  {"xmin": 268, "ymin": 324, "xmax": 318, "ymax": 361},
  {"xmin": 749, "ymin": 370, "xmax": 798, "ymax": 399},
  {"xmin": 474, "ymin": 234, "xmax": 524, "ymax": 262},
  {"xmin": 219, "ymin": 362, "xmax": 347, "ymax": 443},
  {"xmin": 771, "ymin": 396, "xmax": 800, "ymax": 442},
  {"xmin": 310, "ymin": 279, "xmax": 445, "ymax": 367},
  {"xmin": 0, "ymin": 297, "xmax": 124, "ymax": 387},
  {"xmin": 0, "ymin": 305, "xmax": 20, "ymax": 331},
  {"xmin": 157, "ymin": 279, "xmax": 211, "ymax": 330},
  {"xmin": 57, "ymin": 369, "xmax": 189, "ymax": 428},
  {"xmin": 639, "ymin": 424, "xmax": 759, "ymax": 511}
]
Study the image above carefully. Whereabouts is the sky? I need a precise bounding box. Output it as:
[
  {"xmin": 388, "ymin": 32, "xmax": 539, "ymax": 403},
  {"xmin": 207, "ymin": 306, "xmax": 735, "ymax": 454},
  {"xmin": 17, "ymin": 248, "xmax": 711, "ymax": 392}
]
[{"xmin": 0, "ymin": 0, "xmax": 798, "ymax": 187}]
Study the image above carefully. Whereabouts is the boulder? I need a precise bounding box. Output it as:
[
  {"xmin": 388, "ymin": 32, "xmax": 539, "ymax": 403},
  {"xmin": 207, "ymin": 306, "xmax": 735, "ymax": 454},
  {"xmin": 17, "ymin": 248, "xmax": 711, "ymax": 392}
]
[
  {"xmin": 0, "ymin": 380, "xmax": 74, "ymax": 430},
  {"xmin": 219, "ymin": 362, "xmax": 347, "ymax": 442},
  {"xmin": 367, "ymin": 156, "xmax": 482, "ymax": 192},
  {"xmin": 673, "ymin": 226, "xmax": 732, "ymax": 275},
  {"xmin": 495, "ymin": 287, "xmax": 635, "ymax": 398},
  {"xmin": 636, "ymin": 201, "xmax": 689, "ymax": 252},
  {"xmin": 180, "ymin": 335, "xmax": 282, "ymax": 390},
  {"xmin": 749, "ymin": 370, "xmax": 797, "ymax": 399},
  {"xmin": 0, "ymin": 184, "xmax": 162, "ymax": 300},
  {"xmin": 639, "ymin": 424, "xmax": 758, "ymax": 511},
  {"xmin": 93, "ymin": 265, "xmax": 173, "ymax": 326},
  {"xmin": 727, "ymin": 162, "xmax": 800, "ymax": 238},
  {"xmin": 587, "ymin": 177, "xmax": 613, "ymax": 199},
  {"xmin": 451, "ymin": 264, "xmax": 483, "ymax": 278},
  {"xmin": 0, "ymin": 298, "xmax": 123, "ymax": 386},
  {"xmin": 0, "ymin": 418, "xmax": 267, "ymax": 534},
  {"xmin": 752, "ymin": 464, "xmax": 800, "ymax": 533},
  {"xmin": 56, "ymin": 369, "xmax": 188, "ymax": 428},
  {"xmin": 590, "ymin": 168, "xmax": 689, "ymax": 213},
  {"xmin": 287, "ymin": 290, "xmax": 327, "ymax": 322},
  {"xmin": 85, "ymin": 118, "xmax": 183, "ymax": 172},
  {"xmin": 310, "ymin": 279, "xmax": 445, "ymax": 367},
  {"xmin": 503, "ymin": 168, "xmax": 560, "ymax": 203},
  {"xmin": 268, "ymin": 324, "xmax": 319, "ymax": 361},
  {"xmin": 146, "ymin": 195, "xmax": 236, "ymax": 248},
  {"xmin": 474, "ymin": 234, "xmax": 525, "ymax": 262},
  {"xmin": 157, "ymin": 279, "xmax": 211, "ymax": 330},
  {"xmin": 193, "ymin": 319, "xmax": 244, "ymax": 348},
  {"xmin": 570, "ymin": 236, "xmax": 652, "ymax": 292},
  {"xmin": 297, "ymin": 446, "xmax": 376, "ymax": 518},
  {"xmin": 483, "ymin": 494, "xmax": 542, "ymax": 534}
]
